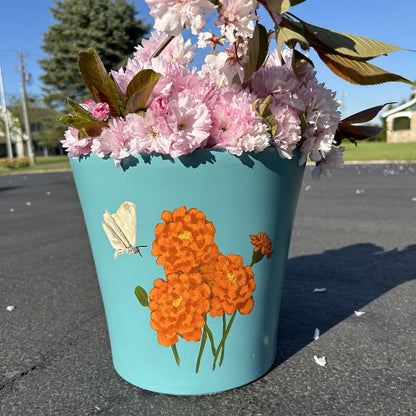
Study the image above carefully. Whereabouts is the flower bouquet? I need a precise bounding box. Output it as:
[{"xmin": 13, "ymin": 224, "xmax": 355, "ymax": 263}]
[{"xmin": 61, "ymin": 0, "xmax": 414, "ymax": 394}]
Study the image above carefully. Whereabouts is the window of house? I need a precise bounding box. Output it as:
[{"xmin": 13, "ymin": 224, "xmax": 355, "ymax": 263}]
[{"xmin": 393, "ymin": 116, "xmax": 411, "ymax": 131}]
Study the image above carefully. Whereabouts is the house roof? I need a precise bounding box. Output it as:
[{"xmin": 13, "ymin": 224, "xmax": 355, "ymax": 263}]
[{"xmin": 381, "ymin": 97, "xmax": 416, "ymax": 118}]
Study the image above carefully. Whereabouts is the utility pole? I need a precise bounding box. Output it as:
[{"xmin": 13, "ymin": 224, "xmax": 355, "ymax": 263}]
[
  {"xmin": 17, "ymin": 52, "xmax": 35, "ymax": 165},
  {"xmin": 0, "ymin": 63, "xmax": 13, "ymax": 161}
]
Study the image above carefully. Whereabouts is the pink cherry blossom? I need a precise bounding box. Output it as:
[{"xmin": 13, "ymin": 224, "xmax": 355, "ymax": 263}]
[
  {"xmin": 92, "ymin": 102, "xmax": 110, "ymax": 121},
  {"xmin": 145, "ymin": 0, "xmax": 216, "ymax": 36},
  {"xmin": 91, "ymin": 118, "xmax": 131, "ymax": 167},
  {"xmin": 126, "ymin": 111, "xmax": 171, "ymax": 155},
  {"xmin": 164, "ymin": 92, "xmax": 212, "ymax": 157},
  {"xmin": 209, "ymin": 86, "xmax": 270, "ymax": 155},
  {"xmin": 299, "ymin": 81, "xmax": 340, "ymax": 164},
  {"xmin": 269, "ymin": 103, "xmax": 301, "ymax": 159},
  {"xmin": 150, "ymin": 96, "xmax": 168, "ymax": 112},
  {"xmin": 312, "ymin": 146, "xmax": 345, "ymax": 179},
  {"xmin": 215, "ymin": 0, "xmax": 258, "ymax": 42},
  {"xmin": 80, "ymin": 99, "xmax": 96, "ymax": 112},
  {"xmin": 134, "ymin": 32, "xmax": 196, "ymax": 66},
  {"xmin": 61, "ymin": 127, "xmax": 92, "ymax": 158}
]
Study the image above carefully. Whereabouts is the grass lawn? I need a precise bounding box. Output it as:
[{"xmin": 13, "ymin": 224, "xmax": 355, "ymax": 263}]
[
  {"xmin": 342, "ymin": 141, "xmax": 416, "ymax": 162},
  {"xmin": 0, "ymin": 156, "xmax": 70, "ymax": 175},
  {"xmin": 0, "ymin": 142, "xmax": 415, "ymax": 175}
]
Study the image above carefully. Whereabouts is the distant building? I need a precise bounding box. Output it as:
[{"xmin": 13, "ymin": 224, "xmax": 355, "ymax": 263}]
[
  {"xmin": 0, "ymin": 105, "xmax": 25, "ymax": 158},
  {"xmin": 381, "ymin": 87, "xmax": 416, "ymax": 143}
]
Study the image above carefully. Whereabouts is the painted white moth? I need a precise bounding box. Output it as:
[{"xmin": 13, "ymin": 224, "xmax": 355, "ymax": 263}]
[{"xmin": 102, "ymin": 201, "xmax": 146, "ymax": 259}]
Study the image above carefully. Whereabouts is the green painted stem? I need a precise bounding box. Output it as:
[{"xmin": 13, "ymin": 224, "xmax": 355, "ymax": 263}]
[
  {"xmin": 212, "ymin": 311, "xmax": 237, "ymax": 370},
  {"xmin": 171, "ymin": 344, "xmax": 180, "ymax": 366},
  {"xmin": 195, "ymin": 327, "xmax": 208, "ymax": 373}
]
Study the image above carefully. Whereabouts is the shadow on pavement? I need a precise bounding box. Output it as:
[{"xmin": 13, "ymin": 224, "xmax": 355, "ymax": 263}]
[{"xmin": 275, "ymin": 242, "xmax": 416, "ymax": 365}]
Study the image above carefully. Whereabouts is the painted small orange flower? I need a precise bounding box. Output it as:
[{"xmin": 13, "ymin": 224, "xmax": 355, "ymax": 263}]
[
  {"xmin": 209, "ymin": 253, "xmax": 256, "ymax": 317},
  {"xmin": 250, "ymin": 232, "xmax": 273, "ymax": 259},
  {"xmin": 148, "ymin": 272, "xmax": 211, "ymax": 347},
  {"xmin": 152, "ymin": 206, "xmax": 219, "ymax": 274}
]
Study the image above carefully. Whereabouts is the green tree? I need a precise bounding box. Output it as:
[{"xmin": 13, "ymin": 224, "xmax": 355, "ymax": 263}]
[{"xmin": 39, "ymin": 0, "xmax": 150, "ymax": 110}]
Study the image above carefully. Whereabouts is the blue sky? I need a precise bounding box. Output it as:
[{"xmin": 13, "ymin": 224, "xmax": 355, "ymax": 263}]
[{"xmin": 1, "ymin": 0, "xmax": 415, "ymax": 118}]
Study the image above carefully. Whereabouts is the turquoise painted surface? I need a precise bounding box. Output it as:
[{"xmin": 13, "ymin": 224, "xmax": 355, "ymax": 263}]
[{"xmin": 70, "ymin": 148, "xmax": 305, "ymax": 395}]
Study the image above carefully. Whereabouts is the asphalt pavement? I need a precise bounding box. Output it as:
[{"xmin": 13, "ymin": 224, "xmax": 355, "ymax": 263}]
[{"xmin": 1, "ymin": 162, "xmax": 416, "ymax": 416}]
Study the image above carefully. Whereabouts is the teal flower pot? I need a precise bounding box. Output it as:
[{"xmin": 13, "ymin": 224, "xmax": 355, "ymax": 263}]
[{"xmin": 70, "ymin": 148, "xmax": 305, "ymax": 395}]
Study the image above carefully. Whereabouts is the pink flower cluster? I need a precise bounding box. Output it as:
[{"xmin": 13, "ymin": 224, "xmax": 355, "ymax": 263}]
[{"xmin": 62, "ymin": 27, "xmax": 341, "ymax": 175}]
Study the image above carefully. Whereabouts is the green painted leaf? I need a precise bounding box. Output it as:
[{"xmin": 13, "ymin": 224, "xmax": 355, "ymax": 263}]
[
  {"xmin": 134, "ymin": 285, "xmax": 149, "ymax": 307},
  {"xmin": 316, "ymin": 50, "xmax": 416, "ymax": 86},
  {"xmin": 78, "ymin": 48, "xmax": 121, "ymax": 116},
  {"xmin": 243, "ymin": 23, "xmax": 269, "ymax": 82},
  {"xmin": 251, "ymin": 249, "xmax": 265, "ymax": 266},
  {"xmin": 266, "ymin": 0, "xmax": 291, "ymax": 14},
  {"xmin": 124, "ymin": 69, "xmax": 161, "ymax": 114}
]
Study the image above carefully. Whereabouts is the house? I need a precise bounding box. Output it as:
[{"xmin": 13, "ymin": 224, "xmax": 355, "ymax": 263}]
[
  {"xmin": 0, "ymin": 105, "xmax": 25, "ymax": 158},
  {"xmin": 381, "ymin": 89, "xmax": 416, "ymax": 143}
]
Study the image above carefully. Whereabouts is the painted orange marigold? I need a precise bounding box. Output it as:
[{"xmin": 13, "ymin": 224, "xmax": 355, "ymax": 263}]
[
  {"xmin": 209, "ymin": 253, "xmax": 256, "ymax": 317},
  {"xmin": 152, "ymin": 206, "xmax": 219, "ymax": 274},
  {"xmin": 250, "ymin": 232, "xmax": 273, "ymax": 259},
  {"xmin": 148, "ymin": 272, "xmax": 211, "ymax": 347}
]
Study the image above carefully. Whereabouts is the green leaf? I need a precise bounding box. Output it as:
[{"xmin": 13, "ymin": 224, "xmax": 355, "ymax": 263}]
[
  {"xmin": 293, "ymin": 49, "xmax": 314, "ymax": 68},
  {"xmin": 335, "ymin": 122, "xmax": 381, "ymax": 144},
  {"xmin": 109, "ymin": 74, "xmax": 126, "ymax": 116},
  {"xmin": 78, "ymin": 48, "xmax": 121, "ymax": 116},
  {"xmin": 266, "ymin": 0, "xmax": 291, "ymax": 14},
  {"xmin": 243, "ymin": 23, "xmax": 269, "ymax": 82},
  {"xmin": 334, "ymin": 103, "xmax": 392, "ymax": 145},
  {"xmin": 277, "ymin": 26, "xmax": 309, "ymax": 51},
  {"xmin": 316, "ymin": 50, "xmax": 416, "ymax": 86},
  {"xmin": 302, "ymin": 22, "xmax": 406, "ymax": 60},
  {"xmin": 59, "ymin": 97, "xmax": 107, "ymax": 137},
  {"xmin": 124, "ymin": 69, "xmax": 162, "ymax": 114},
  {"xmin": 289, "ymin": 0, "xmax": 307, "ymax": 5},
  {"xmin": 299, "ymin": 111, "xmax": 308, "ymax": 135},
  {"xmin": 341, "ymin": 103, "xmax": 395, "ymax": 124},
  {"xmin": 134, "ymin": 285, "xmax": 149, "ymax": 307},
  {"xmin": 254, "ymin": 96, "xmax": 277, "ymax": 137}
]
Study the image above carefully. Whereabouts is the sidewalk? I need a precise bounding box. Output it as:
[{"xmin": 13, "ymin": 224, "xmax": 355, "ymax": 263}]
[{"xmin": 1, "ymin": 163, "xmax": 415, "ymax": 415}]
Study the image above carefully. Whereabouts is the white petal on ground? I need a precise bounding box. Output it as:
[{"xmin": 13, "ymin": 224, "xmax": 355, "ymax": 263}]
[
  {"xmin": 6, "ymin": 305, "xmax": 16, "ymax": 312},
  {"xmin": 354, "ymin": 310, "xmax": 366, "ymax": 317},
  {"xmin": 313, "ymin": 328, "xmax": 320, "ymax": 340},
  {"xmin": 313, "ymin": 355, "xmax": 327, "ymax": 367},
  {"xmin": 313, "ymin": 288, "xmax": 327, "ymax": 293}
]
